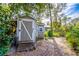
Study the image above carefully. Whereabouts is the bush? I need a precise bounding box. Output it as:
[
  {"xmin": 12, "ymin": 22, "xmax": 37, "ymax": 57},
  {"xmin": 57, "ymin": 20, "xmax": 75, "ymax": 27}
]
[
  {"xmin": 0, "ymin": 21, "xmax": 16, "ymax": 55},
  {"xmin": 66, "ymin": 26, "xmax": 79, "ymax": 51},
  {"xmin": 44, "ymin": 31, "xmax": 48, "ymax": 40},
  {"xmin": 52, "ymin": 25, "xmax": 65, "ymax": 37},
  {"xmin": 0, "ymin": 4, "xmax": 16, "ymax": 55},
  {"xmin": 48, "ymin": 30, "xmax": 53, "ymax": 37},
  {"xmin": 44, "ymin": 31, "xmax": 48, "ymax": 37},
  {"xmin": 0, "ymin": 46, "xmax": 9, "ymax": 56},
  {"xmin": 53, "ymin": 32, "xmax": 60, "ymax": 37}
]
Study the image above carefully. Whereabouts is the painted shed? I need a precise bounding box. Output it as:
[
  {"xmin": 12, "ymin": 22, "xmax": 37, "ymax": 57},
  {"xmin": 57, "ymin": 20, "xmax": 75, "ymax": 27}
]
[{"xmin": 16, "ymin": 17, "xmax": 37, "ymax": 43}]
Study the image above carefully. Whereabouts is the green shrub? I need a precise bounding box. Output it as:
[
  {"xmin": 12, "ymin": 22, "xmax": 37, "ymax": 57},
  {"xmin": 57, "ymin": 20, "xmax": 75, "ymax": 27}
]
[
  {"xmin": 0, "ymin": 4, "xmax": 16, "ymax": 55},
  {"xmin": 66, "ymin": 26, "xmax": 79, "ymax": 51},
  {"xmin": 0, "ymin": 21, "xmax": 16, "ymax": 55},
  {"xmin": 48, "ymin": 30, "xmax": 53, "ymax": 37},
  {"xmin": 44, "ymin": 31, "xmax": 48, "ymax": 37},
  {"xmin": 0, "ymin": 46, "xmax": 9, "ymax": 56},
  {"xmin": 53, "ymin": 31, "xmax": 65, "ymax": 37},
  {"xmin": 53, "ymin": 32, "xmax": 60, "ymax": 37},
  {"xmin": 44, "ymin": 31, "xmax": 48, "ymax": 40}
]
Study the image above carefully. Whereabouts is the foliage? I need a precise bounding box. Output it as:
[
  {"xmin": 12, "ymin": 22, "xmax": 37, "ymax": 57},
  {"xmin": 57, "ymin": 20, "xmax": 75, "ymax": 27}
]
[
  {"xmin": 53, "ymin": 32, "xmax": 61, "ymax": 37},
  {"xmin": 66, "ymin": 23, "xmax": 79, "ymax": 51},
  {"xmin": 0, "ymin": 4, "xmax": 15, "ymax": 55},
  {"xmin": 44, "ymin": 31, "xmax": 48, "ymax": 40},
  {"xmin": 44, "ymin": 31, "xmax": 48, "ymax": 37},
  {"xmin": 48, "ymin": 30, "xmax": 53, "ymax": 37},
  {"xmin": 52, "ymin": 22, "xmax": 65, "ymax": 37},
  {"xmin": 0, "ymin": 22, "xmax": 13, "ymax": 56},
  {"xmin": 0, "ymin": 46, "xmax": 9, "ymax": 56},
  {"xmin": 44, "ymin": 30, "xmax": 53, "ymax": 37}
]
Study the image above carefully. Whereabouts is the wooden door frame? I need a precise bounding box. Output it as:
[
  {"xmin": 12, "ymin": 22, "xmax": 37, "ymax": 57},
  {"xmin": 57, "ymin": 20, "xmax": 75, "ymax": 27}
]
[{"xmin": 18, "ymin": 19, "xmax": 34, "ymax": 41}]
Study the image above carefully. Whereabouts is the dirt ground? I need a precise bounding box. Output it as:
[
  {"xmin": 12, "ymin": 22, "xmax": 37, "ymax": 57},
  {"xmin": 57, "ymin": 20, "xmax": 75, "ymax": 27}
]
[{"xmin": 7, "ymin": 37, "xmax": 76, "ymax": 56}]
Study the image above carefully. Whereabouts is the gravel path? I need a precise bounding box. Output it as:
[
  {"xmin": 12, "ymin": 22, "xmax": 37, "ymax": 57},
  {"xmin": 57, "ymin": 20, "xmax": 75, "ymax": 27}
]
[
  {"xmin": 54, "ymin": 37, "xmax": 76, "ymax": 56},
  {"xmin": 7, "ymin": 37, "xmax": 76, "ymax": 56}
]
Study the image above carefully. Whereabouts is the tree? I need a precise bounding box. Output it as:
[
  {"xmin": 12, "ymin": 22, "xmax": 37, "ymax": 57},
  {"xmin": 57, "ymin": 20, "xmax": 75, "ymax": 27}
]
[
  {"xmin": 48, "ymin": 4, "xmax": 53, "ymax": 37},
  {"xmin": 52, "ymin": 3, "xmax": 67, "ymax": 27},
  {"xmin": 62, "ymin": 16, "xmax": 71, "ymax": 26},
  {"xmin": 44, "ymin": 3, "xmax": 67, "ymax": 36}
]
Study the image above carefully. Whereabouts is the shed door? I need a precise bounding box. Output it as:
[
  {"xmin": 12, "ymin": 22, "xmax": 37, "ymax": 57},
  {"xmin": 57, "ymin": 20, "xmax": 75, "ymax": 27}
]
[
  {"xmin": 18, "ymin": 20, "xmax": 33, "ymax": 42},
  {"xmin": 38, "ymin": 26, "xmax": 44, "ymax": 38}
]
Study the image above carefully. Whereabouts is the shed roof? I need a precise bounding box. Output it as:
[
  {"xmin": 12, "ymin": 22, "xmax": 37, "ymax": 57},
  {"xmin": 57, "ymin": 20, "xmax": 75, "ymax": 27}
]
[{"xmin": 19, "ymin": 16, "xmax": 35, "ymax": 20}]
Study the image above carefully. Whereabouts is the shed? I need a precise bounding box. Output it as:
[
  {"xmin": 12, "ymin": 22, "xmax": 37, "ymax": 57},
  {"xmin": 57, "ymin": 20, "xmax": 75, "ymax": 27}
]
[
  {"xmin": 16, "ymin": 16, "xmax": 37, "ymax": 51},
  {"xmin": 16, "ymin": 16, "xmax": 37, "ymax": 43}
]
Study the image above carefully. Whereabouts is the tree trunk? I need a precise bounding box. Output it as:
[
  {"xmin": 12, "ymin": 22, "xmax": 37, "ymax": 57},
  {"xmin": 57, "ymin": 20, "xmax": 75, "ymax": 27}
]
[{"xmin": 49, "ymin": 4, "xmax": 53, "ymax": 36}]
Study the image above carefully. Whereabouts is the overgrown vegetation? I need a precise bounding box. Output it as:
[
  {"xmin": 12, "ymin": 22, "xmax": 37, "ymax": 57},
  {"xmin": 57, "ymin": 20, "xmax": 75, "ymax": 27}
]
[
  {"xmin": 66, "ymin": 22, "xmax": 79, "ymax": 52},
  {"xmin": 0, "ymin": 4, "xmax": 16, "ymax": 55}
]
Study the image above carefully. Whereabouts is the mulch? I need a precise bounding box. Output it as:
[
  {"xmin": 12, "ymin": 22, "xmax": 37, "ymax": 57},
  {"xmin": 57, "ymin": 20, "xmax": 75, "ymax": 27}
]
[{"xmin": 7, "ymin": 38, "xmax": 76, "ymax": 56}]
